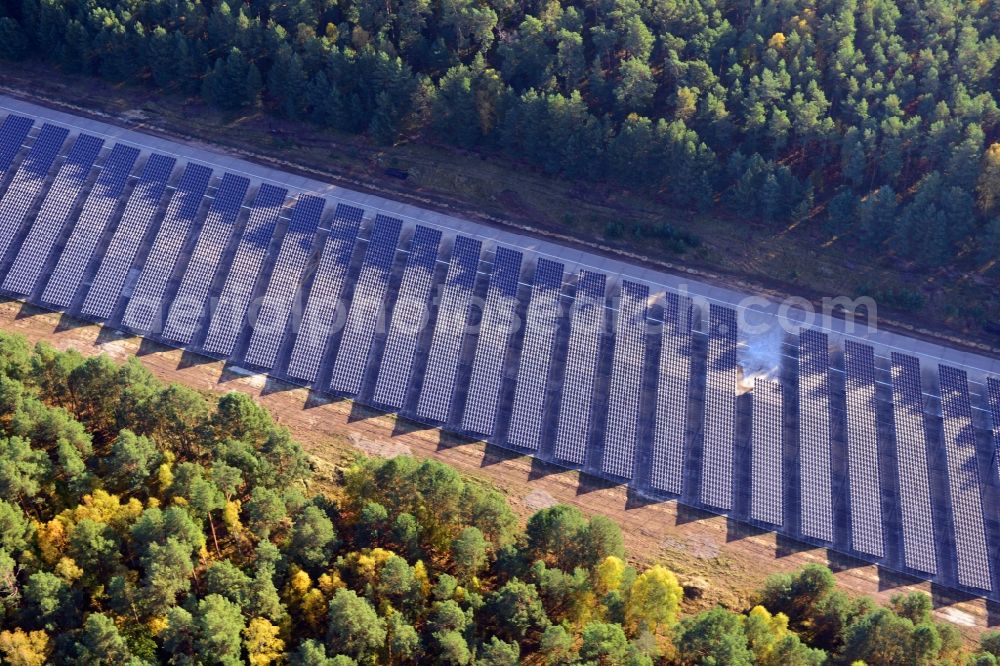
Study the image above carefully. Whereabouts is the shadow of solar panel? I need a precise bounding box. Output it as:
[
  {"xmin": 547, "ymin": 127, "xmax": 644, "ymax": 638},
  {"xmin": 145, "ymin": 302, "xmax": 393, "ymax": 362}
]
[
  {"xmin": 843, "ymin": 340, "xmax": 884, "ymax": 557},
  {"xmin": 81, "ymin": 153, "xmax": 177, "ymax": 319},
  {"xmin": 201, "ymin": 183, "xmax": 288, "ymax": 356},
  {"xmin": 40, "ymin": 143, "xmax": 140, "ymax": 308},
  {"xmin": 601, "ymin": 280, "xmax": 649, "ymax": 479},
  {"xmin": 416, "ymin": 235, "xmax": 482, "ymax": 424},
  {"xmin": 553, "ymin": 270, "xmax": 606, "ymax": 465},
  {"xmin": 242, "ymin": 194, "xmax": 326, "ymax": 369},
  {"xmin": 938, "ymin": 364, "xmax": 991, "ymax": 590},
  {"xmin": 161, "ymin": 173, "xmax": 251, "ymax": 343},
  {"xmin": 328, "ymin": 214, "xmax": 403, "ymax": 393},
  {"xmin": 889, "ymin": 352, "xmax": 937, "ymax": 575},
  {"xmin": 371, "ymin": 225, "xmax": 443, "ymax": 410},
  {"xmin": 797, "ymin": 329, "xmax": 834, "ymax": 542},
  {"xmin": 284, "ymin": 203, "xmax": 365, "ymax": 382},
  {"xmin": 0, "ymin": 123, "xmax": 69, "ymax": 263},
  {"xmin": 3, "ymin": 133, "xmax": 104, "ymax": 296},
  {"xmin": 506, "ymin": 258, "xmax": 565, "ymax": 450},
  {"xmin": 461, "ymin": 246, "xmax": 524, "ymax": 436},
  {"xmin": 121, "ymin": 163, "xmax": 214, "ymax": 334}
]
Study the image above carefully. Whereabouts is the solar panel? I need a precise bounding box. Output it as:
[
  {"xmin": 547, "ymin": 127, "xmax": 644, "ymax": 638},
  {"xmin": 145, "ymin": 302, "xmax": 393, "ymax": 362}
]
[
  {"xmin": 552, "ymin": 271, "xmax": 606, "ymax": 465},
  {"xmin": 650, "ymin": 294, "xmax": 693, "ymax": 494},
  {"xmin": 889, "ymin": 352, "xmax": 937, "ymax": 575},
  {"xmin": 284, "ymin": 204, "xmax": 364, "ymax": 382},
  {"xmin": 200, "ymin": 184, "xmax": 287, "ymax": 356},
  {"xmin": 2, "ymin": 133, "xmax": 104, "ymax": 296},
  {"xmin": 506, "ymin": 258, "xmax": 565, "ymax": 450},
  {"xmin": 843, "ymin": 340, "xmax": 884, "ymax": 557},
  {"xmin": 242, "ymin": 195, "xmax": 325, "ymax": 369},
  {"xmin": 796, "ymin": 330, "xmax": 834, "ymax": 541},
  {"xmin": 160, "ymin": 173, "xmax": 251, "ymax": 343},
  {"xmin": 121, "ymin": 163, "xmax": 213, "ymax": 334},
  {"xmin": 461, "ymin": 246, "xmax": 524, "ymax": 436},
  {"xmin": 40, "ymin": 144, "xmax": 140, "ymax": 308},
  {"xmin": 601, "ymin": 280, "xmax": 649, "ymax": 479},
  {"xmin": 0, "ymin": 114, "xmax": 33, "ymax": 175},
  {"xmin": 701, "ymin": 303, "xmax": 737, "ymax": 510},
  {"xmin": 328, "ymin": 214, "xmax": 403, "ymax": 394},
  {"xmin": 988, "ymin": 377, "xmax": 1000, "ymax": 481},
  {"xmin": 938, "ymin": 364, "xmax": 992, "ymax": 590},
  {"xmin": 80, "ymin": 153, "xmax": 176, "ymax": 319},
  {"xmin": 371, "ymin": 225, "xmax": 442, "ymax": 409},
  {"xmin": 750, "ymin": 377, "xmax": 783, "ymax": 525},
  {"xmin": 0, "ymin": 123, "xmax": 69, "ymax": 264},
  {"xmin": 415, "ymin": 235, "xmax": 482, "ymax": 424}
]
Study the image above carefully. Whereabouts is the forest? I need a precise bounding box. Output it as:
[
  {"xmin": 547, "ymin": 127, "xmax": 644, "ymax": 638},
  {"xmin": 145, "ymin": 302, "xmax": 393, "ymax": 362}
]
[
  {"xmin": 0, "ymin": 329, "xmax": 999, "ymax": 664},
  {"xmin": 1, "ymin": 0, "xmax": 1000, "ymax": 275}
]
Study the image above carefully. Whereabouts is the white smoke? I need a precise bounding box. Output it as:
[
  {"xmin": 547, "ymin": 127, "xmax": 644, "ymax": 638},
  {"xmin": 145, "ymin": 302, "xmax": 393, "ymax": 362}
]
[{"xmin": 737, "ymin": 314, "xmax": 784, "ymax": 394}]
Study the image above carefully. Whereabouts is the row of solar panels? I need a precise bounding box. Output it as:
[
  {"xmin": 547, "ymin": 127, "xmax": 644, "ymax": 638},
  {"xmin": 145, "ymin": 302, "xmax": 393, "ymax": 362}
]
[{"xmin": 3, "ymin": 113, "xmax": 1000, "ymax": 595}]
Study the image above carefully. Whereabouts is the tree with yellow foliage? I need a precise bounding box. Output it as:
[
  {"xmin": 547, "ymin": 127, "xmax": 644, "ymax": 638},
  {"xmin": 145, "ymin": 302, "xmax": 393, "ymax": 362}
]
[
  {"xmin": 745, "ymin": 605, "xmax": 825, "ymax": 665},
  {"xmin": 62, "ymin": 489, "xmax": 143, "ymax": 529},
  {"xmin": 593, "ymin": 556, "xmax": 625, "ymax": 597},
  {"xmin": 244, "ymin": 617, "xmax": 285, "ymax": 665},
  {"xmin": 34, "ymin": 519, "xmax": 67, "ymax": 565},
  {"xmin": 0, "ymin": 629, "xmax": 51, "ymax": 666},
  {"xmin": 285, "ymin": 567, "xmax": 327, "ymax": 632},
  {"xmin": 624, "ymin": 565, "xmax": 682, "ymax": 636},
  {"xmin": 413, "ymin": 560, "xmax": 431, "ymax": 597}
]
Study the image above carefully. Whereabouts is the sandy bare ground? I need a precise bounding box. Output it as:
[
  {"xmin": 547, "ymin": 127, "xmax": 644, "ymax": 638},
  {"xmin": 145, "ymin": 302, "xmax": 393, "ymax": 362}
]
[{"xmin": 2, "ymin": 300, "xmax": 995, "ymax": 641}]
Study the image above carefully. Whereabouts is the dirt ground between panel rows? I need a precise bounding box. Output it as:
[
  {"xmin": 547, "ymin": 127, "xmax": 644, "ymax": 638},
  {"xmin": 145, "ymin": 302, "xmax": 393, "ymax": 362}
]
[{"xmin": 0, "ymin": 299, "xmax": 994, "ymax": 642}]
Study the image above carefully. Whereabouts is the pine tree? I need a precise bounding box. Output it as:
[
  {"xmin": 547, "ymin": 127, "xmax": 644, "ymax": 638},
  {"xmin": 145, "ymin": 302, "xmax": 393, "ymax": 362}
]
[
  {"xmin": 148, "ymin": 26, "xmax": 176, "ymax": 89},
  {"xmin": 0, "ymin": 18, "xmax": 29, "ymax": 60},
  {"xmin": 267, "ymin": 44, "xmax": 307, "ymax": 119},
  {"xmin": 202, "ymin": 48, "xmax": 260, "ymax": 110}
]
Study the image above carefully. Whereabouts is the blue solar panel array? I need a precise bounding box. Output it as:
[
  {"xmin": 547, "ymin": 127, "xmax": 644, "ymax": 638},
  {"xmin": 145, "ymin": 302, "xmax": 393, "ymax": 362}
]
[
  {"xmin": 371, "ymin": 225, "xmax": 442, "ymax": 410},
  {"xmin": 285, "ymin": 203, "xmax": 365, "ymax": 382},
  {"xmin": 938, "ymin": 364, "xmax": 991, "ymax": 591},
  {"xmin": 9, "ymin": 110, "xmax": 1000, "ymax": 604},
  {"xmin": 161, "ymin": 173, "xmax": 251, "ymax": 344},
  {"xmin": 0, "ymin": 124, "xmax": 69, "ymax": 264},
  {"xmin": 416, "ymin": 235, "xmax": 482, "ymax": 424},
  {"xmin": 329, "ymin": 214, "xmax": 403, "ymax": 394},
  {"xmin": 81, "ymin": 153, "xmax": 176, "ymax": 319},
  {"xmin": 553, "ymin": 271, "xmax": 606, "ymax": 465},
  {"xmin": 461, "ymin": 246, "xmax": 524, "ymax": 436},
  {"xmin": 506, "ymin": 259, "xmax": 565, "ymax": 450},
  {"xmin": 41, "ymin": 144, "xmax": 140, "ymax": 308},
  {"xmin": 889, "ymin": 353, "xmax": 937, "ymax": 575},
  {"xmin": 701, "ymin": 304, "xmax": 738, "ymax": 510},
  {"xmin": 121, "ymin": 163, "xmax": 213, "ymax": 334},
  {"xmin": 750, "ymin": 377, "xmax": 783, "ymax": 525},
  {"xmin": 650, "ymin": 294, "xmax": 693, "ymax": 495},
  {"xmin": 601, "ymin": 280, "xmax": 649, "ymax": 479},
  {"xmin": 843, "ymin": 340, "xmax": 884, "ymax": 558},
  {"xmin": 797, "ymin": 329, "xmax": 835, "ymax": 542},
  {"xmin": 0, "ymin": 115, "xmax": 33, "ymax": 175},
  {"xmin": 243, "ymin": 195, "xmax": 325, "ymax": 369},
  {"xmin": 201, "ymin": 184, "xmax": 287, "ymax": 356},
  {"xmin": 3, "ymin": 133, "xmax": 104, "ymax": 296}
]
